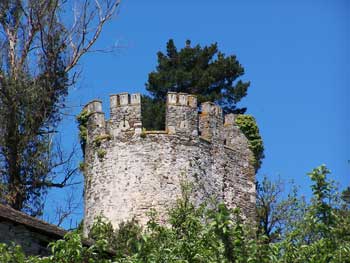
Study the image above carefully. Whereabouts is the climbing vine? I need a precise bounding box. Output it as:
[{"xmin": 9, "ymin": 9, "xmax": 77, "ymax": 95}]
[
  {"xmin": 76, "ymin": 109, "xmax": 91, "ymax": 157},
  {"xmin": 235, "ymin": 114, "xmax": 264, "ymax": 172}
]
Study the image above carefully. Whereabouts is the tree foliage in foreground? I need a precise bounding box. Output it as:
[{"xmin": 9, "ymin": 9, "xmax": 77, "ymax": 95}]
[
  {"xmin": 0, "ymin": 0, "xmax": 120, "ymax": 216},
  {"xmin": 256, "ymin": 175, "xmax": 305, "ymax": 243},
  {"xmin": 1, "ymin": 165, "xmax": 350, "ymax": 262}
]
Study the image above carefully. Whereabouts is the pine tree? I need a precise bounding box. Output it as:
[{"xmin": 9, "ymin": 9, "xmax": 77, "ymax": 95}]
[{"xmin": 143, "ymin": 39, "xmax": 250, "ymax": 130}]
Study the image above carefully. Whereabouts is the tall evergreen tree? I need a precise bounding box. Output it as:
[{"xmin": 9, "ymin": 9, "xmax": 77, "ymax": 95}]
[{"xmin": 143, "ymin": 39, "xmax": 250, "ymax": 130}]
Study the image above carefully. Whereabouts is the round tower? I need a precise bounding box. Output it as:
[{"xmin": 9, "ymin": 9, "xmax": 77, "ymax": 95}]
[{"xmin": 82, "ymin": 92, "xmax": 255, "ymax": 235}]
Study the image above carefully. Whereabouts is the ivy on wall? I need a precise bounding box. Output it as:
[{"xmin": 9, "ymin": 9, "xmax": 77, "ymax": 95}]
[
  {"xmin": 76, "ymin": 109, "xmax": 91, "ymax": 157},
  {"xmin": 235, "ymin": 114, "xmax": 264, "ymax": 172}
]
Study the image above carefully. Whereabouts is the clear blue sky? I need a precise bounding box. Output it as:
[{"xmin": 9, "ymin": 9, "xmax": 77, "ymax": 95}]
[{"xmin": 44, "ymin": 0, "xmax": 350, "ymax": 229}]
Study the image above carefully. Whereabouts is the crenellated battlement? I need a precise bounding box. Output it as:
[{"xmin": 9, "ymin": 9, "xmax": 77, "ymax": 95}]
[
  {"xmin": 201, "ymin": 101, "xmax": 223, "ymax": 116},
  {"xmin": 83, "ymin": 92, "xmax": 245, "ymax": 147},
  {"xmin": 110, "ymin": 92, "xmax": 141, "ymax": 108},
  {"xmin": 83, "ymin": 100, "xmax": 106, "ymax": 144},
  {"xmin": 166, "ymin": 92, "xmax": 197, "ymax": 107},
  {"xmin": 84, "ymin": 99, "xmax": 103, "ymax": 113},
  {"xmin": 166, "ymin": 92, "xmax": 198, "ymax": 135},
  {"xmin": 82, "ymin": 91, "xmax": 256, "ymax": 235}
]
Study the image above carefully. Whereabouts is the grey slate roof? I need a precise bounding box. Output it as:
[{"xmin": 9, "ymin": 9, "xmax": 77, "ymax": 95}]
[
  {"xmin": 0, "ymin": 204, "xmax": 66, "ymax": 239},
  {"xmin": 0, "ymin": 204, "xmax": 113, "ymax": 254}
]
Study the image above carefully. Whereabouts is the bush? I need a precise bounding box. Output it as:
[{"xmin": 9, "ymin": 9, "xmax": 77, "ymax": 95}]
[{"xmin": 1, "ymin": 165, "xmax": 350, "ymax": 262}]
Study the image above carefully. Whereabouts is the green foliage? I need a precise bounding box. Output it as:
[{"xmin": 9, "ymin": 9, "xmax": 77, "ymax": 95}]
[
  {"xmin": 0, "ymin": 243, "xmax": 28, "ymax": 263},
  {"xmin": 97, "ymin": 149, "xmax": 107, "ymax": 160},
  {"xmin": 0, "ymin": 68, "xmax": 68, "ymax": 216},
  {"xmin": 0, "ymin": 219, "xmax": 117, "ymax": 263},
  {"xmin": 0, "ymin": 2, "xmax": 70, "ymax": 215},
  {"xmin": 256, "ymin": 176, "xmax": 305, "ymax": 243},
  {"xmin": 0, "ymin": 0, "xmax": 119, "ymax": 215},
  {"xmin": 141, "ymin": 39, "xmax": 265, "ymax": 172},
  {"xmin": 140, "ymin": 128, "xmax": 147, "ymax": 139},
  {"xmin": 141, "ymin": 95, "xmax": 165, "ymax": 131},
  {"xmin": 342, "ymin": 186, "xmax": 350, "ymax": 204},
  {"xmin": 147, "ymin": 39, "xmax": 249, "ymax": 109},
  {"xmin": 235, "ymin": 114, "xmax": 264, "ymax": 171},
  {"xmin": 114, "ymin": 219, "xmax": 143, "ymax": 258},
  {"xmin": 1, "ymin": 165, "xmax": 350, "ymax": 262},
  {"xmin": 79, "ymin": 162, "xmax": 86, "ymax": 172},
  {"xmin": 93, "ymin": 134, "xmax": 111, "ymax": 147},
  {"xmin": 113, "ymin": 166, "xmax": 350, "ymax": 262},
  {"xmin": 273, "ymin": 165, "xmax": 350, "ymax": 263},
  {"xmin": 76, "ymin": 109, "xmax": 111, "ymax": 159},
  {"xmin": 142, "ymin": 39, "xmax": 250, "ymax": 130},
  {"xmin": 49, "ymin": 231, "xmax": 110, "ymax": 263},
  {"xmin": 308, "ymin": 165, "xmax": 336, "ymax": 233},
  {"xmin": 76, "ymin": 109, "xmax": 91, "ymax": 156}
]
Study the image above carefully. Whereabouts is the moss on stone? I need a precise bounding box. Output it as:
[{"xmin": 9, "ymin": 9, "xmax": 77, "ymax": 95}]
[
  {"xmin": 97, "ymin": 149, "xmax": 107, "ymax": 160},
  {"xmin": 140, "ymin": 128, "xmax": 147, "ymax": 138},
  {"xmin": 94, "ymin": 134, "xmax": 111, "ymax": 147}
]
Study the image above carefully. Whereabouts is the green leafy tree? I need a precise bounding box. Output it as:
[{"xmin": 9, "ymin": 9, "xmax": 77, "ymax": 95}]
[
  {"xmin": 113, "ymin": 219, "xmax": 143, "ymax": 258},
  {"xmin": 341, "ymin": 186, "xmax": 350, "ymax": 207},
  {"xmin": 275, "ymin": 165, "xmax": 350, "ymax": 263},
  {"xmin": 0, "ymin": 0, "xmax": 120, "ymax": 216},
  {"xmin": 1, "ymin": 165, "xmax": 350, "ymax": 262},
  {"xmin": 0, "ymin": 243, "xmax": 28, "ymax": 263},
  {"xmin": 142, "ymin": 39, "xmax": 250, "ymax": 130},
  {"xmin": 256, "ymin": 176, "xmax": 305, "ymax": 243}
]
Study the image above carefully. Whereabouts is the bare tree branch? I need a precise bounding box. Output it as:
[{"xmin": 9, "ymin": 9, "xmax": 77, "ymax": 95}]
[{"xmin": 65, "ymin": 0, "xmax": 121, "ymax": 72}]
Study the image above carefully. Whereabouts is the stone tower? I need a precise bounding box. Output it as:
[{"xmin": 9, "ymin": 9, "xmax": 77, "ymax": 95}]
[{"xmin": 82, "ymin": 92, "xmax": 256, "ymax": 235}]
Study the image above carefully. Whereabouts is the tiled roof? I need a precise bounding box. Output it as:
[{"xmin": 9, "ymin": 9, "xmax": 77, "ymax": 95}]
[
  {"xmin": 0, "ymin": 204, "xmax": 66, "ymax": 238},
  {"xmin": 0, "ymin": 204, "xmax": 113, "ymax": 253}
]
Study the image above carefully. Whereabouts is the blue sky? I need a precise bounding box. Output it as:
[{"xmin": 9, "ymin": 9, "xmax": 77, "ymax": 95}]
[{"xmin": 45, "ymin": 0, "xmax": 349, "ymax": 228}]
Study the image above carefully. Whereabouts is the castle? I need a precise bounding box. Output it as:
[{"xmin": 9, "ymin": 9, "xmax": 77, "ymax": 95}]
[{"xmin": 82, "ymin": 92, "xmax": 256, "ymax": 235}]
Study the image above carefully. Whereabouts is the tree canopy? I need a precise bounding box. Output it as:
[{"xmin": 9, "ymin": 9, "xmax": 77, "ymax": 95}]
[
  {"xmin": 141, "ymin": 39, "xmax": 264, "ymax": 171},
  {"xmin": 142, "ymin": 39, "xmax": 250, "ymax": 130},
  {"xmin": 1, "ymin": 165, "xmax": 350, "ymax": 262}
]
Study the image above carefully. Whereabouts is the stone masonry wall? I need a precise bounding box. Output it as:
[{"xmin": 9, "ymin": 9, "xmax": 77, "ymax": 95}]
[
  {"xmin": 83, "ymin": 92, "xmax": 255, "ymax": 235},
  {"xmin": 0, "ymin": 221, "xmax": 52, "ymax": 256}
]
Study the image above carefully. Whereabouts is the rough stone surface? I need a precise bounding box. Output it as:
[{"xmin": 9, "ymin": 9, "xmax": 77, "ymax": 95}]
[
  {"xmin": 0, "ymin": 221, "xmax": 53, "ymax": 255},
  {"xmin": 83, "ymin": 92, "xmax": 256, "ymax": 235}
]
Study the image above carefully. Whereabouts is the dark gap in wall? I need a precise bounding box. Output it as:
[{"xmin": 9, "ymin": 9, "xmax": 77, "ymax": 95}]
[{"xmin": 141, "ymin": 95, "xmax": 166, "ymax": 131}]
